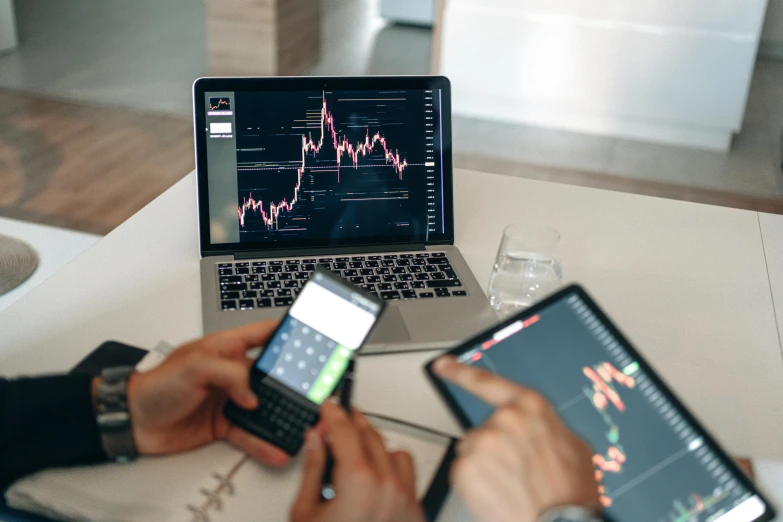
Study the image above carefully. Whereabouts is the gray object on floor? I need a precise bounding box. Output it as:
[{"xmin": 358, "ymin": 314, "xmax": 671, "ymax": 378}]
[{"xmin": 0, "ymin": 234, "xmax": 39, "ymax": 296}]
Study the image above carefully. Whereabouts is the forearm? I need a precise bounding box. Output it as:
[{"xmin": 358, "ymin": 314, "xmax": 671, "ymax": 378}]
[{"xmin": 0, "ymin": 375, "xmax": 108, "ymax": 491}]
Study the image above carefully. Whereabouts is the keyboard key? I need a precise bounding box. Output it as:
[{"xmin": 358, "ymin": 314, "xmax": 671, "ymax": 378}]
[
  {"xmin": 221, "ymin": 291, "xmax": 240, "ymax": 300},
  {"xmin": 286, "ymin": 259, "xmax": 300, "ymax": 265},
  {"xmin": 431, "ymin": 272, "xmax": 446, "ymax": 280},
  {"xmin": 252, "ymin": 267, "xmax": 267, "ymax": 274},
  {"xmin": 252, "ymin": 261, "xmax": 267, "ymax": 267},
  {"xmin": 276, "ymin": 289, "xmax": 292, "ymax": 297},
  {"xmin": 278, "ymin": 273, "xmax": 293, "ymax": 280},
  {"xmin": 399, "ymin": 274, "xmax": 413, "ymax": 281},
  {"xmin": 415, "ymin": 273, "xmax": 430, "ymax": 281},
  {"xmin": 360, "ymin": 284, "xmax": 376, "ymax": 293},
  {"xmin": 408, "ymin": 266, "xmax": 422, "ymax": 273},
  {"xmin": 394, "ymin": 282, "xmax": 409, "ymax": 290},
  {"xmin": 411, "ymin": 259, "xmax": 426, "ymax": 266},
  {"xmin": 381, "ymin": 260, "xmax": 395, "ymax": 267},
  {"xmin": 383, "ymin": 254, "xmax": 399, "ymax": 259},
  {"xmin": 236, "ymin": 262, "xmax": 249, "ymax": 268},
  {"xmin": 416, "ymin": 253, "xmax": 430, "ymax": 258},
  {"xmin": 435, "ymin": 289, "xmax": 451, "ymax": 297},
  {"xmin": 302, "ymin": 264, "xmax": 316, "ymax": 272},
  {"xmin": 336, "ymin": 257, "xmax": 349, "ymax": 262},
  {"xmin": 218, "ymin": 268, "xmax": 233, "ymax": 276},
  {"xmin": 269, "ymin": 266, "xmax": 283, "ymax": 273},
  {"xmin": 284, "ymin": 280, "xmax": 299, "ymax": 288},
  {"xmin": 249, "ymin": 282, "xmax": 264, "ymax": 290},
  {"xmin": 294, "ymin": 288, "xmax": 302, "ymax": 296},
  {"xmin": 427, "ymin": 258, "xmax": 450, "ymax": 265},
  {"xmin": 267, "ymin": 281, "xmax": 281, "ymax": 289},
  {"xmin": 261, "ymin": 274, "xmax": 275, "ymax": 281},
  {"xmin": 333, "ymin": 262, "xmax": 347, "ymax": 270},
  {"xmin": 381, "ymin": 291, "xmax": 401, "ymax": 300},
  {"xmin": 236, "ymin": 267, "xmax": 250, "ymax": 275},
  {"xmin": 302, "ymin": 259, "xmax": 316, "ymax": 264},
  {"xmin": 257, "ymin": 298, "xmax": 273, "ymax": 307},
  {"xmin": 239, "ymin": 299, "xmax": 255, "ymax": 309},
  {"xmin": 402, "ymin": 290, "xmax": 417, "ymax": 299},
  {"xmin": 378, "ymin": 283, "xmax": 393, "ymax": 291},
  {"xmin": 270, "ymin": 260, "xmax": 284, "ymax": 266},
  {"xmin": 366, "ymin": 275, "xmax": 381, "ymax": 283},
  {"xmin": 444, "ymin": 268, "xmax": 458, "ymax": 279},
  {"xmin": 295, "ymin": 272, "xmax": 309, "ymax": 280},
  {"xmin": 349, "ymin": 276, "xmax": 364, "ymax": 285},
  {"xmin": 432, "ymin": 252, "xmax": 447, "ymax": 257},
  {"xmin": 359, "ymin": 268, "xmax": 374, "ymax": 276},
  {"xmin": 427, "ymin": 279, "xmax": 462, "ymax": 288},
  {"xmin": 243, "ymin": 290, "xmax": 258, "ymax": 299},
  {"xmin": 368, "ymin": 255, "xmax": 381, "ymax": 260},
  {"xmin": 218, "ymin": 263, "xmax": 232, "ymax": 268},
  {"xmin": 221, "ymin": 300, "xmax": 237, "ymax": 310},
  {"xmin": 260, "ymin": 289, "xmax": 275, "ymax": 297},
  {"xmin": 419, "ymin": 292, "xmax": 434, "ymax": 298},
  {"xmin": 365, "ymin": 260, "xmax": 379, "ymax": 268},
  {"xmin": 375, "ymin": 268, "xmax": 390, "ymax": 275},
  {"xmin": 349, "ymin": 262, "xmax": 363, "ymax": 269},
  {"xmin": 344, "ymin": 269, "xmax": 358, "ymax": 277},
  {"xmin": 221, "ymin": 283, "xmax": 246, "ymax": 292},
  {"xmin": 424, "ymin": 265, "xmax": 439, "ymax": 273},
  {"xmin": 392, "ymin": 267, "xmax": 406, "ymax": 274},
  {"xmin": 411, "ymin": 282, "xmax": 425, "ymax": 289},
  {"xmin": 244, "ymin": 275, "xmax": 259, "ymax": 282},
  {"xmin": 452, "ymin": 290, "xmax": 467, "ymax": 296},
  {"xmin": 383, "ymin": 275, "xmax": 397, "ymax": 283},
  {"xmin": 399, "ymin": 254, "xmax": 414, "ymax": 259},
  {"xmin": 285, "ymin": 265, "xmax": 298, "ymax": 272},
  {"xmin": 351, "ymin": 256, "xmax": 366, "ymax": 261},
  {"xmin": 275, "ymin": 297, "xmax": 294, "ymax": 306},
  {"xmin": 396, "ymin": 259, "xmax": 410, "ymax": 266},
  {"xmin": 318, "ymin": 257, "xmax": 334, "ymax": 263},
  {"xmin": 220, "ymin": 275, "xmax": 242, "ymax": 283}
]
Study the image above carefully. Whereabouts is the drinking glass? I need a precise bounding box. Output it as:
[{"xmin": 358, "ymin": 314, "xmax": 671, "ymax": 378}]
[{"xmin": 487, "ymin": 223, "xmax": 563, "ymax": 316}]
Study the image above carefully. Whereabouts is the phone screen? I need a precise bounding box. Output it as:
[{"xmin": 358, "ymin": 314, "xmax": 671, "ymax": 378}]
[{"xmin": 255, "ymin": 270, "xmax": 383, "ymax": 404}]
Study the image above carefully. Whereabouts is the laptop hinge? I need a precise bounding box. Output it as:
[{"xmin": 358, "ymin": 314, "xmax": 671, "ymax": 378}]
[{"xmin": 234, "ymin": 243, "xmax": 427, "ymax": 260}]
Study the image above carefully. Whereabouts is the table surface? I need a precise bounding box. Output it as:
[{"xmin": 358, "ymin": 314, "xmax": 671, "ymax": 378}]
[{"xmin": 1, "ymin": 169, "xmax": 782, "ymax": 459}]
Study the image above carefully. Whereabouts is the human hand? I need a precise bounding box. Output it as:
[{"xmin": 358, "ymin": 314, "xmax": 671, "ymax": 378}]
[
  {"xmin": 433, "ymin": 356, "xmax": 600, "ymax": 522},
  {"xmin": 124, "ymin": 321, "xmax": 290, "ymax": 466},
  {"xmin": 290, "ymin": 402, "xmax": 425, "ymax": 522}
]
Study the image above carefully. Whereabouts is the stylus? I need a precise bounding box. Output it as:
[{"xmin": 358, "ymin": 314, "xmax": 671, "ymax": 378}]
[{"xmin": 320, "ymin": 358, "xmax": 354, "ymax": 501}]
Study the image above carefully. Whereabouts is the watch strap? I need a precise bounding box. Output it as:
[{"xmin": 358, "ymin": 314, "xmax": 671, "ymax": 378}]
[
  {"xmin": 539, "ymin": 505, "xmax": 604, "ymax": 522},
  {"xmin": 96, "ymin": 365, "xmax": 138, "ymax": 463}
]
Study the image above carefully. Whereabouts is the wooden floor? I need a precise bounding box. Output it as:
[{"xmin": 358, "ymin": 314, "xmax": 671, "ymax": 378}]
[
  {"xmin": 0, "ymin": 90, "xmax": 193, "ymax": 235},
  {"xmin": 0, "ymin": 90, "xmax": 780, "ymax": 237}
]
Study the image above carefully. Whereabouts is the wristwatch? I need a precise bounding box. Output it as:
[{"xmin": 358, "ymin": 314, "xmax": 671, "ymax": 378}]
[
  {"xmin": 95, "ymin": 366, "xmax": 139, "ymax": 463},
  {"xmin": 539, "ymin": 506, "xmax": 604, "ymax": 522}
]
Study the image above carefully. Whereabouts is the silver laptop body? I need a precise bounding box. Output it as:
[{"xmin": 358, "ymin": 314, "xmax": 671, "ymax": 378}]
[{"xmin": 193, "ymin": 76, "xmax": 496, "ymax": 354}]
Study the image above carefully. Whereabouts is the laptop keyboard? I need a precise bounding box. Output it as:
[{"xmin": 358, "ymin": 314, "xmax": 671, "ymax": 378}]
[{"xmin": 217, "ymin": 252, "xmax": 467, "ymax": 310}]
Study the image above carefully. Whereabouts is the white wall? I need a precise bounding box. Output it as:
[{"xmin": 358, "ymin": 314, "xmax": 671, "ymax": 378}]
[
  {"xmin": 761, "ymin": 0, "xmax": 783, "ymax": 58},
  {"xmin": 440, "ymin": 0, "xmax": 768, "ymax": 151},
  {"xmin": 0, "ymin": 0, "xmax": 18, "ymax": 54}
]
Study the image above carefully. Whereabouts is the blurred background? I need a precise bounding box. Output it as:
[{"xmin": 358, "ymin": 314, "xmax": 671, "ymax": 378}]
[{"xmin": 0, "ymin": 0, "xmax": 781, "ymax": 306}]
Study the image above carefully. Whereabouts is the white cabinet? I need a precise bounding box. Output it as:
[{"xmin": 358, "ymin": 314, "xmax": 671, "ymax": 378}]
[{"xmin": 440, "ymin": 0, "xmax": 769, "ymax": 150}]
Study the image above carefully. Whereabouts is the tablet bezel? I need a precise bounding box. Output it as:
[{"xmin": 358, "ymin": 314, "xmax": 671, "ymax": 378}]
[{"xmin": 423, "ymin": 284, "xmax": 776, "ymax": 522}]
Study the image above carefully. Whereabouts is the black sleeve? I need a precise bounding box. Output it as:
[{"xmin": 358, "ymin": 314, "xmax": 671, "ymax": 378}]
[{"xmin": 0, "ymin": 375, "xmax": 108, "ymax": 492}]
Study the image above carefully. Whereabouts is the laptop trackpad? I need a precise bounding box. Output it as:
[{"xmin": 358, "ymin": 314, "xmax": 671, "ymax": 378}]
[{"xmin": 367, "ymin": 305, "xmax": 411, "ymax": 344}]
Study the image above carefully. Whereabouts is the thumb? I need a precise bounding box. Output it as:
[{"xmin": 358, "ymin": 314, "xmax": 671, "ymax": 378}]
[
  {"xmin": 189, "ymin": 356, "xmax": 258, "ymax": 409},
  {"xmin": 291, "ymin": 430, "xmax": 327, "ymax": 522}
]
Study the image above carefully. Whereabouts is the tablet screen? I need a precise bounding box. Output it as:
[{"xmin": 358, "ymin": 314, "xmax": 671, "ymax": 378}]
[{"xmin": 434, "ymin": 288, "xmax": 772, "ymax": 522}]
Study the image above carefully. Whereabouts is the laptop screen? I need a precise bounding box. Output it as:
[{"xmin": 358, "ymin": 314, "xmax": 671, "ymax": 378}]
[{"xmin": 195, "ymin": 78, "xmax": 453, "ymax": 253}]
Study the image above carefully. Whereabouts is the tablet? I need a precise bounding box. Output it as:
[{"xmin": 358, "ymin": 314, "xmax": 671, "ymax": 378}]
[{"xmin": 424, "ymin": 285, "xmax": 776, "ymax": 522}]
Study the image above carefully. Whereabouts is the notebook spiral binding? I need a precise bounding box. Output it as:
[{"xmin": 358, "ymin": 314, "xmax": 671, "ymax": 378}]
[{"xmin": 186, "ymin": 455, "xmax": 250, "ymax": 522}]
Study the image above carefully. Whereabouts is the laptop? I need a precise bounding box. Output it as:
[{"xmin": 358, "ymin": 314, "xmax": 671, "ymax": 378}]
[{"xmin": 193, "ymin": 76, "xmax": 497, "ymax": 353}]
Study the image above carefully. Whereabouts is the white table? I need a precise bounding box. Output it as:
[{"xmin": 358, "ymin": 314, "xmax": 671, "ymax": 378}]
[{"xmin": 1, "ymin": 169, "xmax": 782, "ymax": 460}]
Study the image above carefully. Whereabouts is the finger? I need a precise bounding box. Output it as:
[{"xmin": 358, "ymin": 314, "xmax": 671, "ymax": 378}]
[
  {"xmin": 291, "ymin": 430, "xmax": 327, "ymax": 519},
  {"xmin": 390, "ymin": 450, "xmax": 418, "ymax": 501},
  {"xmin": 353, "ymin": 409, "xmax": 393, "ymax": 477},
  {"xmin": 206, "ymin": 320, "xmax": 280, "ymax": 358},
  {"xmin": 321, "ymin": 401, "xmax": 364, "ymax": 467},
  {"xmin": 432, "ymin": 356, "xmax": 531, "ymax": 407},
  {"xmin": 190, "ymin": 356, "xmax": 258, "ymax": 409},
  {"xmin": 226, "ymin": 425, "xmax": 291, "ymax": 467}
]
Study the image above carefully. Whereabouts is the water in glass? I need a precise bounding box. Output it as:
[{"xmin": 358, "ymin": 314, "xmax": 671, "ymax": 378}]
[{"xmin": 488, "ymin": 251, "xmax": 562, "ymax": 315}]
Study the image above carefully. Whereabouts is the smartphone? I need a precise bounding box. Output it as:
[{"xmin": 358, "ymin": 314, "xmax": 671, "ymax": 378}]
[{"xmin": 224, "ymin": 267, "xmax": 385, "ymax": 455}]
